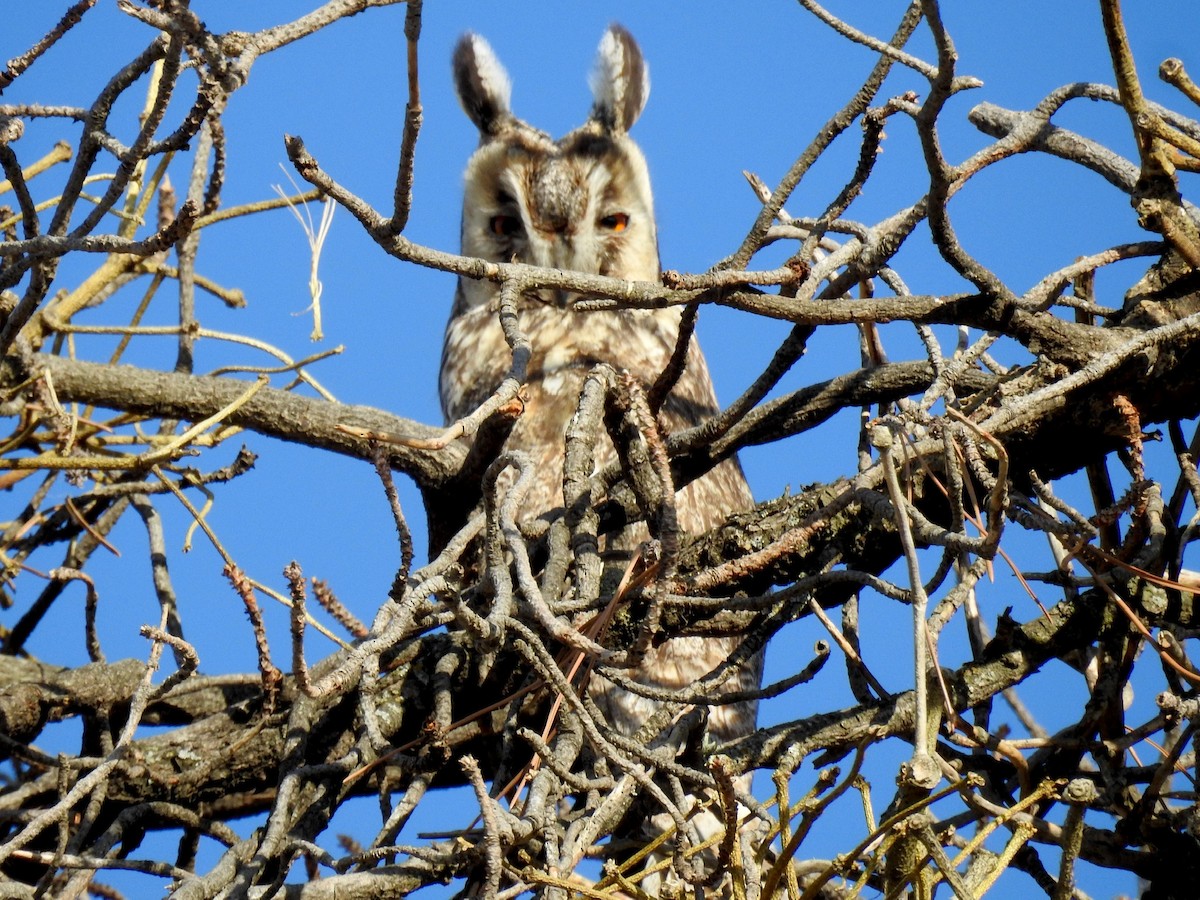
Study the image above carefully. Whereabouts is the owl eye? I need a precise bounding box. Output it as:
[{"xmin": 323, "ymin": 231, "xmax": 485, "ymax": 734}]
[
  {"xmin": 489, "ymin": 214, "xmax": 522, "ymax": 237},
  {"xmin": 599, "ymin": 212, "xmax": 629, "ymax": 232}
]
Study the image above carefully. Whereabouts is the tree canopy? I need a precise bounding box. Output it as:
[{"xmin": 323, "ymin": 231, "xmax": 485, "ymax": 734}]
[{"xmin": 2, "ymin": 2, "xmax": 1200, "ymax": 898}]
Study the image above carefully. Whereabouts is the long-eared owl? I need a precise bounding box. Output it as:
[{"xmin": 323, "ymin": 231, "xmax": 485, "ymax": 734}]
[{"xmin": 440, "ymin": 24, "xmax": 759, "ymax": 750}]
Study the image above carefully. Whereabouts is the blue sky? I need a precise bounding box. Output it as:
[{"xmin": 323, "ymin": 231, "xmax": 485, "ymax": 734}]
[{"xmin": 5, "ymin": 2, "xmax": 1199, "ymax": 896}]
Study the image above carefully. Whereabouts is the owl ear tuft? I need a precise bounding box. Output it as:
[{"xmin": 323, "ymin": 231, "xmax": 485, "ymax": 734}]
[
  {"xmin": 589, "ymin": 24, "xmax": 649, "ymax": 134},
  {"xmin": 453, "ymin": 33, "xmax": 513, "ymax": 136}
]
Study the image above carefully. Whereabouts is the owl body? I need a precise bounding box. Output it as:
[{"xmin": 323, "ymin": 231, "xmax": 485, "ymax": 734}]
[{"xmin": 441, "ymin": 26, "xmax": 758, "ymax": 746}]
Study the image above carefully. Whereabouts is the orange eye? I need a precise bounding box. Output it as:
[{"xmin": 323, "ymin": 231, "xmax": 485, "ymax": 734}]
[
  {"xmin": 599, "ymin": 212, "xmax": 629, "ymax": 232},
  {"xmin": 490, "ymin": 214, "xmax": 521, "ymax": 237}
]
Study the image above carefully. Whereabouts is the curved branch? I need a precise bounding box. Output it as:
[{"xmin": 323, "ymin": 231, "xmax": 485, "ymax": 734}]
[{"xmin": 12, "ymin": 353, "xmax": 462, "ymax": 489}]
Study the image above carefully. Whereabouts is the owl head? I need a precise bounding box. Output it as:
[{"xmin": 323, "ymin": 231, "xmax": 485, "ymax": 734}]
[{"xmin": 451, "ymin": 25, "xmax": 659, "ymax": 311}]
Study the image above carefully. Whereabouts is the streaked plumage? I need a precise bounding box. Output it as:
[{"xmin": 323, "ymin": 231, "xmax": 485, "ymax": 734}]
[{"xmin": 441, "ymin": 23, "xmax": 758, "ymax": 759}]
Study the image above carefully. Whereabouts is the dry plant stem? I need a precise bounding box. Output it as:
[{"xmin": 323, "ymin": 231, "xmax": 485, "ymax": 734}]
[
  {"xmin": 359, "ymin": 278, "xmax": 531, "ymax": 452},
  {"xmin": 208, "ymin": 343, "xmax": 342, "ymax": 380},
  {"xmin": 3, "ymin": 497, "xmax": 130, "ymax": 655},
  {"xmin": 49, "ymin": 566, "xmax": 103, "ymax": 663},
  {"xmin": 761, "ymin": 745, "xmax": 868, "ymax": 899},
  {"xmin": 131, "ymin": 492, "xmax": 188, "ymax": 661},
  {"xmin": 389, "ymin": 0, "xmax": 423, "ymax": 233},
  {"xmin": 0, "ymin": 144, "xmax": 40, "ymax": 246},
  {"xmin": 141, "ymin": 624, "xmax": 199, "ymax": 699},
  {"xmin": 915, "ymin": 2, "xmax": 1009, "ymax": 303},
  {"xmin": 481, "ymin": 453, "xmax": 525, "ymax": 664},
  {"xmin": 1161, "ymin": 56, "xmax": 1200, "ymax": 106},
  {"xmin": 286, "ymin": 561, "xmax": 317, "ymax": 697},
  {"xmin": 0, "ymin": 605, "xmax": 173, "ymax": 868},
  {"xmin": 806, "ymin": 595, "xmax": 889, "ymax": 699},
  {"xmin": 288, "ymin": 120, "xmax": 1146, "ymax": 364},
  {"xmin": 907, "ymin": 818, "xmax": 968, "ymax": 900},
  {"xmin": 974, "ymin": 308, "xmax": 1200, "ymax": 438},
  {"xmin": 285, "ymin": 134, "xmax": 690, "ymax": 308},
  {"xmin": 932, "ymin": 784, "xmax": 1048, "ymax": 883},
  {"xmin": 44, "ymin": 320, "xmax": 338, "ymax": 399},
  {"xmin": 0, "ymin": 0, "xmax": 406, "ymax": 353},
  {"xmin": 872, "ymin": 424, "xmax": 937, "ymax": 784},
  {"xmin": 12, "ymin": 849, "xmax": 190, "ymax": 883},
  {"xmin": 194, "ymin": 187, "xmax": 323, "ymax": 229},
  {"xmin": 946, "ymin": 409, "xmax": 1008, "ymax": 558},
  {"xmin": 558, "ymin": 368, "xmax": 607, "ymax": 608},
  {"xmin": 507, "ymin": 618, "xmax": 691, "ymax": 832},
  {"xmin": 0, "ymin": 0, "xmax": 99, "ymax": 90},
  {"xmin": 1137, "ymin": 110, "xmax": 1200, "ymax": 163},
  {"xmin": 672, "ymin": 322, "xmax": 812, "ymax": 454},
  {"xmin": 175, "ymin": 120, "xmax": 210, "ymax": 376},
  {"xmin": 7, "ymin": 36, "xmax": 161, "ymax": 253},
  {"xmin": 226, "ymin": 563, "xmax": 284, "ymax": 706},
  {"xmin": 44, "ymin": 173, "xmax": 177, "ymax": 330},
  {"xmin": 797, "ymin": 0, "xmax": 935, "ymax": 78},
  {"xmin": 6, "ymin": 4, "xmax": 1200, "ymax": 895},
  {"xmin": 1053, "ymin": 780, "xmax": 1097, "ymax": 900},
  {"xmin": 372, "ymin": 444, "xmax": 415, "ymax": 597},
  {"xmin": 800, "ymin": 778, "xmax": 969, "ymax": 900},
  {"xmin": 22, "ymin": 352, "xmax": 454, "ymax": 481},
  {"xmin": 311, "ymin": 579, "xmax": 368, "ymax": 639},
  {"xmin": 796, "ymin": 99, "xmax": 893, "ymax": 268},
  {"xmin": 1101, "ymin": 0, "xmax": 1155, "ymax": 160},
  {"xmin": 646, "ymin": 300, "xmax": 697, "ymax": 415},
  {"xmin": 1021, "ymin": 242, "xmax": 1162, "ymax": 311},
  {"xmin": 0, "ymin": 140, "xmax": 72, "ymax": 197},
  {"xmin": 152, "ymin": 466, "xmax": 348, "ymax": 647},
  {"xmin": 1071, "ymin": 552, "xmax": 1200, "ymax": 686},
  {"xmin": 727, "ymin": 1, "xmax": 924, "ymax": 270},
  {"xmin": 461, "ymin": 755, "xmax": 506, "ymax": 898},
  {"xmin": 1100, "ymin": 0, "xmax": 1200, "ymax": 266},
  {"xmin": 967, "ymin": 90, "xmax": 1190, "ymax": 198},
  {"xmin": 627, "ymin": 376, "xmax": 678, "ymax": 578},
  {"xmin": 72, "ymin": 32, "xmax": 185, "ymax": 248},
  {"xmin": 143, "ymin": 374, "xmax": 266, "ymax": 465},
  {"xmin": 684, "ymin": 482, "xmax": 859, "ymax": 594},
  {"xmin": 661, "ymin": 267, "xmax": 801, "ymax": 290}
]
